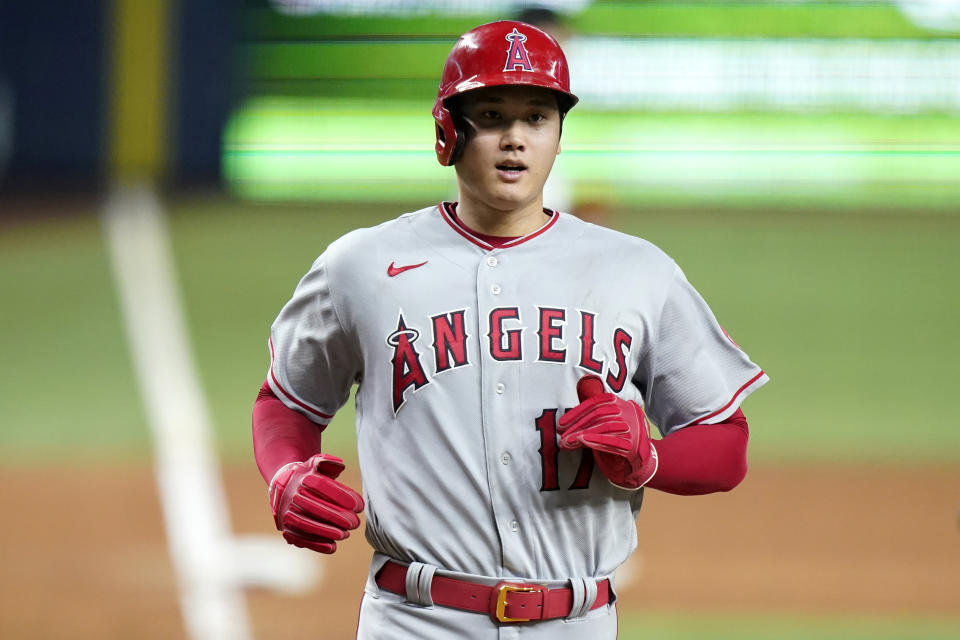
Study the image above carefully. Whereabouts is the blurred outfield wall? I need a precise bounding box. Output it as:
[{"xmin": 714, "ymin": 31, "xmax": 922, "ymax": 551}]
[
  {"xmin": 224, "ymin": 0, "xmax": 960, "ymax": 211},
  {"xmin": 0, "ymin": 0, "xmax": 235, "ymax": 189}
]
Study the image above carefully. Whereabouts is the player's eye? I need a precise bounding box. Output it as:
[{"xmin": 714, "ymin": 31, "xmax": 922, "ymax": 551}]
[
  {"xmin": 482, "ymin": 110, "xmax": 501, "ymax": 120},
  {"xmin": 528, "ymin": 112, "xmax": 547, "ymax": 123}
]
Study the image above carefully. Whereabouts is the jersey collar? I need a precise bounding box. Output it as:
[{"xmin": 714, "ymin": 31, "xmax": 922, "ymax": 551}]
[{"xmin": 438, "ymin": 201, "xmax": 559, "ymax": 251}]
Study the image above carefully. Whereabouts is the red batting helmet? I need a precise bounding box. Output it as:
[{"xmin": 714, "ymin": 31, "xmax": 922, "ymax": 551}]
[{"xmin": 433, "ymin": 20, "xmax": 579, "ymax": 166}]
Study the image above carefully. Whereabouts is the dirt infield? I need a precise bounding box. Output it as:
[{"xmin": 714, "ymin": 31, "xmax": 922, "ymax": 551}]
[{"xmin": 1, "ymin": 462, "xmax": 957, "ymax": 639}]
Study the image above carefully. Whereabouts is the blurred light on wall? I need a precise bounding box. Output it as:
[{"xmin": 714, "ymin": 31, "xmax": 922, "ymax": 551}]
[
  {"xmin": 896, "ymin": 0, "xmax": 960, "ymax": 32},
  {"xmin": 223, "ymin": 99, "xmax": 451, "ymax": 201},
  {"xmin": 567, "ymin": 38, "xmax": 960, "ymax": 113},
  {"xmin": 223, "ymin": 97, "xmax": 960, "ymax": 210}
]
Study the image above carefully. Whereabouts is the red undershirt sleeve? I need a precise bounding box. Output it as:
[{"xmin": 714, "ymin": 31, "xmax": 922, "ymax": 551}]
[
  {"xmin": 252, "ymin": 380, "xmax": 324, "ymax": 484},
  {"xmin": 645, "ymin": 409, "xmax": 749, "ymax": 496},
  {"xmin": 253, "ymin": 379, "xmax": 749, "ymax": 494}
]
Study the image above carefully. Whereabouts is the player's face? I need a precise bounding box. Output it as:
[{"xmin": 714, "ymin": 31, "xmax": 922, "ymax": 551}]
[{"xmin": 453, "ymin": 85, "xmax": 562, "ymax": 216}]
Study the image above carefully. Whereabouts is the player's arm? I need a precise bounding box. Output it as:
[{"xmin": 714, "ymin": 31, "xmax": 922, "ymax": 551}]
[
  {"xmin": 645, "ymin": 409, "xmax": 748, "ymax": 495},
  {"xmin": 252, "ymin": 380, "xmax": 364, "ymax": 554},
  {"xmin": 561, "ymin": 262, "xmax": 766, "ymax": 494},
  {"xmin": 252, "ymin": 379, "xmax": 323, "ymax": 483},
  {"xmin": 558, "ymin": 375, "xmax": 749, "ymax": 495},
  {"xmin": 257, "ymin": 246, "xmax": 367, "ymax": 553}
]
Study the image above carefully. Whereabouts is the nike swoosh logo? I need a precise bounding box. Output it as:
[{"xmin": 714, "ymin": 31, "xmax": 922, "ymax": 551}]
[{"xmin": 387, "ymin": 260, "xmax": 428, "ymax": 277}]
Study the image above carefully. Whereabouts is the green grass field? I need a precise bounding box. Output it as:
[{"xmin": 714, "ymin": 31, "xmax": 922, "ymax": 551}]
[{"xmin": 1, "ymin": 196, "xmax": 959, "ymax": 464}]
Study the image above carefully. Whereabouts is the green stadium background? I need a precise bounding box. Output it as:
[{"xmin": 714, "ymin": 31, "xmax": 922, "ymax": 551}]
[{"xmin": 1, "ymin": 1, "xmax": 958, "ymax": 638}]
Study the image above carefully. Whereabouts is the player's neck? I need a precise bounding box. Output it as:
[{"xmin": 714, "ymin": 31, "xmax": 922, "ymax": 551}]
[{"xmin": 454, "ymin": 196, "xmax": 550, "ymax": 238}]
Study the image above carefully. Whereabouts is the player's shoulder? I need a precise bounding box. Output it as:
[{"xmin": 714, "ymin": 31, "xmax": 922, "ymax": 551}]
[
  {"xmin": 556, "ymin": 212, "xmax": 677, "ymax": 270},
  {"xmin": 320, "ymin": 204, "xmax": 435, "ymax": 262}
]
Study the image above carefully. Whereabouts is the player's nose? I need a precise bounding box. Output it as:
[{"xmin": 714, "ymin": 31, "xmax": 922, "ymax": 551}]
[{"xmin": 499, "ymin": 120, "xmax": 526, "ymax": 151}]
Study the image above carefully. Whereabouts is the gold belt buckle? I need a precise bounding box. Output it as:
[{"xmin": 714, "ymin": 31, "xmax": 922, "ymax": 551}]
[{"xmin": 493, "ymin": 582, "xmax": 543, "ymax": 623}]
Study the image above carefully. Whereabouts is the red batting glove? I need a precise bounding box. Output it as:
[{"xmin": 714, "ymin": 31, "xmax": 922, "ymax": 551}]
[
  {"xmin": 269, "ymin": 453, "xmax": 364, "ymax": 554},
  {"xmin": 557, "ymin": 375, "xmax": 659, "ymax": 489}
]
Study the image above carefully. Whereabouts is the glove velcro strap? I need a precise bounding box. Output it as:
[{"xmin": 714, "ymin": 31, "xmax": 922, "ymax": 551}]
[
  {"xmin": 268, "ymin": 462, "xmax": 300, "ymax": 516},
  {"xmin": 609, "ymin": 443, "xmax": 659, "ymax": 491}
]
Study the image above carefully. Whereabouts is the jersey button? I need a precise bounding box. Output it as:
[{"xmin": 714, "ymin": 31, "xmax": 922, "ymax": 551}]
[
  {"xmin": 486, "ymin": 256, "xmax": 498, "ymax": 267},
  {"xmin": 501, "ymin": 452, "xmax": 511, "ymax": 465},
  {"xmin": 491, "ymin": 284, "xmax": 501, "ymax": 295},
  {"xmin": 495, "ymin": 383, "xmax": 505, "ymax": 394},
  {"xmin": 509, "ymin": 520, "xmax": 519, "ymax": 532}
]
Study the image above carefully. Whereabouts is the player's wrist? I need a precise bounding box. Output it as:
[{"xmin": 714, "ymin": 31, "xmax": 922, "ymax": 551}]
[
  {"xmin": 268, "ymin": 461, "xmax": 303, "ymax": 517},
  {"xmin": 607, "ymin": 442, "xmax": 659, "ymax": 490},
  {"xmin": 268, "ymin": 461, "xmax": 300, "ymax": 491}
]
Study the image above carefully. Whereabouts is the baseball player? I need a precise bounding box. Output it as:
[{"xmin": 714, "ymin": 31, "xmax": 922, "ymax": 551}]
[{"xmin": 252, "ymin": 21, "xmax": 768, "ymax": 639}]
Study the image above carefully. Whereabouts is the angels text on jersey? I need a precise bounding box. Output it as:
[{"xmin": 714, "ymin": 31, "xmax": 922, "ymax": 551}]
[{"xmin": 387, "ymin": 305, "xmax": 634, "ymax": 413}]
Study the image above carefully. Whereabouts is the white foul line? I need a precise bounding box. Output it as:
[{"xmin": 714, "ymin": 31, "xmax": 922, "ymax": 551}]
[{"xmin": 101, "ymin": 182, "xmax": 319, "ymax": 640}]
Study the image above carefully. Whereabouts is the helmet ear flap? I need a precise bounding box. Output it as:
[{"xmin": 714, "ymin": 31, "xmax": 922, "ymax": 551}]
[
  {"xmin": 433, "ymin": 101, "xmax": 466, "ymax": 166},
  {"xmin": 447, "ymin": 118, "xmax": 468, "ymax": 166}
]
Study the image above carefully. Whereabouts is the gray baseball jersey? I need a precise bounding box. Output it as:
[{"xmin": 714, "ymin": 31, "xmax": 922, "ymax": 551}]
[{"xmin": 267, "ymin": 203, "xmax": 767, "ymax": 634}]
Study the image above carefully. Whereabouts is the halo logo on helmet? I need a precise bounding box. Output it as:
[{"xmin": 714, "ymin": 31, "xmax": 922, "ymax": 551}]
[
  {"xmin": 432, "ymin": 20, "xmax": 579, "ymax": 166},
  {"xmin": 503, "ymin": 28, "xmax": 534, "ymax": 72}
]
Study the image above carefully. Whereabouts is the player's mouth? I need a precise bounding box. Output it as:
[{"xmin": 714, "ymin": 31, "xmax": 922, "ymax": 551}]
[{"xmin": 495, "ymin": 162, "xmax": 527, "ymax": 182}]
